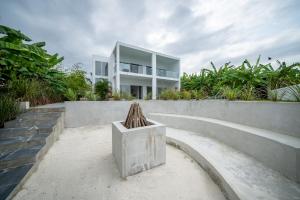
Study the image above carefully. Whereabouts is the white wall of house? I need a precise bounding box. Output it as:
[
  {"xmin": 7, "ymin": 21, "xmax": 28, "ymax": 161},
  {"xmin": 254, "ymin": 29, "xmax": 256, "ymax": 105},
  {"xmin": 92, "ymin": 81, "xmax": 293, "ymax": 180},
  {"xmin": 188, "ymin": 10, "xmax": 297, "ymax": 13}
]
[{"xmin": 93, "ymin": 42, "xmax": 180, "ymax": 99}]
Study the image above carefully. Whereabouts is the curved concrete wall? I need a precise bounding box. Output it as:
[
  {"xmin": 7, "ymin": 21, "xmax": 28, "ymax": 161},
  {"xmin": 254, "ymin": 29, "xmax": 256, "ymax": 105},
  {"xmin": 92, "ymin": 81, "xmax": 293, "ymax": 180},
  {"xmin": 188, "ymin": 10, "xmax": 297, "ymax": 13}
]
[{"xmin": 65, "ymin": 100, "xmax": 300, "ymax": 137}]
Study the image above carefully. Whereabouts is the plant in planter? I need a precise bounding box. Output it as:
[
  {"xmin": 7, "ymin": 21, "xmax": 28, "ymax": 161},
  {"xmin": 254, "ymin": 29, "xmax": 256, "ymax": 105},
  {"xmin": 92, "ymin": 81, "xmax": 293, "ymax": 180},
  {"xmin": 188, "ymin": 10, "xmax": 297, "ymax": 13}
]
[
  {"xmin": 112, "ymin": 102, "xmax": 166, "ymax": 178},
  {"xmin": 0, "ymin": 96, "xmax": 19, "ymax": 128}
]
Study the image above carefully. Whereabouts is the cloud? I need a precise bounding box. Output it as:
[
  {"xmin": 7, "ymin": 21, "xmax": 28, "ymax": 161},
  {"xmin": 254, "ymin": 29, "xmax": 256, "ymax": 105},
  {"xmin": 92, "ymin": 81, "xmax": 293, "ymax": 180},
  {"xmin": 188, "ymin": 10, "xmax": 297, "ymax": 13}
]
[{"xmin": 0, "ymin": 0, "xmax": 300, "ymax": 75}]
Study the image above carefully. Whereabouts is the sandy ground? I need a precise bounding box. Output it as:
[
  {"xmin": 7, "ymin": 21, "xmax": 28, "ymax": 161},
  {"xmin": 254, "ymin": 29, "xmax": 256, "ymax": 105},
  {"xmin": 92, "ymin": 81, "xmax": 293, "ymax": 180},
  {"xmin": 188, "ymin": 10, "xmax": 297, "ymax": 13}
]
[{"xmin": 13, "ymin": 125, "xmax": 225, "ymax": 200}]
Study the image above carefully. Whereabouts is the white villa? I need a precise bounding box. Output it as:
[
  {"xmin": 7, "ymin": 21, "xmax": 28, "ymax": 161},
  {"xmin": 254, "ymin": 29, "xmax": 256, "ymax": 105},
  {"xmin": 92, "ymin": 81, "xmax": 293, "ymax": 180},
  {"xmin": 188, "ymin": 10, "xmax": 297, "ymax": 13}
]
[{"xmin": 92, "ymin": 42, "xmax": 180, "ymax": 99}]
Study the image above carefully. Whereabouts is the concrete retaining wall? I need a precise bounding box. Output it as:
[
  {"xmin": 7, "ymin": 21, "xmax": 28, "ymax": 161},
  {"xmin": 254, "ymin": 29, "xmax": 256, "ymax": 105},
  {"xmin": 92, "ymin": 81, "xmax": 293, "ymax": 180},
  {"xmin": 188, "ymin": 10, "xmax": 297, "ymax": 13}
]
[{"xmin": 65, "ymin": 100, "xmax": 300, "ymax": 137}]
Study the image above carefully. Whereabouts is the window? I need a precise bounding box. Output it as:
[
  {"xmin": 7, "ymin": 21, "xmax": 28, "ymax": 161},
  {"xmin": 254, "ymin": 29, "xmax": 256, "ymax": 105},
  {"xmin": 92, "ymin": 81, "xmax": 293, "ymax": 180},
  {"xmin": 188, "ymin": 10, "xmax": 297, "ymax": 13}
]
[
  {"xmin": 95, "ymin": 61, "xmax": 108, "ymax": 76},
  {"xmin": 130, "ymin": 64, "xmax": 139, "ymax": 73},
  {"xmin": 146, "ymin": 66, "xmax": 152, "ymax": 75},
  {"xmin": 120, "ymin": 62, "xmax": 130, "ymax": 72}
]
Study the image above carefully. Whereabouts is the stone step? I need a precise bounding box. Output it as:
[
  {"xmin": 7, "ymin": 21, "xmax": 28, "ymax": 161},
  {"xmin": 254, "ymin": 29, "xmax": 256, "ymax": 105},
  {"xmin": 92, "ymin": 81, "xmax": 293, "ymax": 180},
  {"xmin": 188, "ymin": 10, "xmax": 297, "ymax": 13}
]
[
  {"xmin": 0, "ymin": 134, "xmax": 48, "ymax": 152},
  {"xmin": 0, "ymin": 164, "xmax": 33, "ymax": 200},
  {"xmin": 166, "ymin": 127, "xmax": 300, "ymax": 200},
  {"xmin": 0, "ymin": 106, "xmax": 64, "ymax": 200},
  {"xmin": 0, "ymin": 145, "xmax": 43, "ymax": 170},
  {"xmin": 149, "ymin": 113, "xmax": 300, "ymax": 182}
]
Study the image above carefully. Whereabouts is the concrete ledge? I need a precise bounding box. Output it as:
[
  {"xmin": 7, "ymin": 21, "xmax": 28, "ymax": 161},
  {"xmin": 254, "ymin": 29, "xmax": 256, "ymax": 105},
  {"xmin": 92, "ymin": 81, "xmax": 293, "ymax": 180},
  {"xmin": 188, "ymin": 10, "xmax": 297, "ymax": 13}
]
[
  {"xmin": 65, "ymin": 101, "xmax": 300, "ymax": 138},
  {"xmin": 149, "ymin": 113, "xmax": 300, "ymax": 183},
  {"xmin": 166, "ymin": 128, "xmax": 300, "ymax": 200},
  {"xmin": 112, "ymin": 120, "xmax": 166, "ymax": 178}
]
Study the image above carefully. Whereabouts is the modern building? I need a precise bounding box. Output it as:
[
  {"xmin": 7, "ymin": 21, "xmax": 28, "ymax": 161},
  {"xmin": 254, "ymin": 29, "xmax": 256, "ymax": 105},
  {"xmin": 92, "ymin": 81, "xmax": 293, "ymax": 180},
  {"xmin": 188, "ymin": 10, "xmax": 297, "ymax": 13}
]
[{"xmin": 92, "ymin": 41, "xmax": 180, "ymax": 100}]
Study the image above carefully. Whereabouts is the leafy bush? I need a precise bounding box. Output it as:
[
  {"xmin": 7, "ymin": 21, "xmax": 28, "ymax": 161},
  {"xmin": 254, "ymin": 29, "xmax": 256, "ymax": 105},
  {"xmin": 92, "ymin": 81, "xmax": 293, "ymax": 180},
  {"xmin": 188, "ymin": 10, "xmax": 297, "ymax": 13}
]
[
  {"xmin": 0, "ymin": 96, "xmax": 19, "ymax": 128},
  {"xmin": 221, "ymin": 87, "xmax": 240, "ymax": 100},
  {"xmin": 112, "ymin": 91, "xmax": 121, "ymax": 100},
  {"xmin": 7, "ymin": 79, "xmax": 63, "ymax": 106},
  {"xmin": 239, "ymin": 85, "xmax": 256, "ymax": 101},
  {"xmin": 0, "ymin": 25, "xmax": 66, "ymax": 105},
  {"xmin": 64, "ymin": 88, "xmax": 77, "ymax": 101},
  {"xmin": 159, "ymin": 89, "xmax": 180, "ymax": 100},
  {"xmin": 180, "ymin": 90, "xmax": 192, "ymax": 100},
  {"xmin": 64, "ymin": 66, "xmax": 91, "ymax": 99},
  {"xmin": 121, "ymin": 92, "xmax": 134, "ymax": 100},
  {"xmin": 191, "ymin": 90, "xmax": 208, "ymax": 100},
  {"xmin": 84, "ymin": 91, "xmax": 97, "ymax": 101},
  {"xmin": 181, "ymin": 57, "xmax": 300, "ymax": 100},
  {"xmin": 144, "ymin": 93, "xmax": 152, "ymax": 100},
  {"xmin": 0, "ymin": 25, "xmax": 64, "ymax": 89},
  {"xmin": 95, "ymin": 79, "xmax": 110, "ymax": 100}
]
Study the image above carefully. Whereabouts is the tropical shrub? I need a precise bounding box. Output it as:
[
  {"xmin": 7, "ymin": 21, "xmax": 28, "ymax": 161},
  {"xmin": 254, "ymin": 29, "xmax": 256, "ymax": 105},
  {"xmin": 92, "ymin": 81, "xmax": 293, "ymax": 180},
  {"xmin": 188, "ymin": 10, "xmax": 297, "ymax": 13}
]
[
  {"xmin": 64, "ymin": 66, "xmax": 91, "ymax": 99},
  {"xmin": 84, "ymin": 91, "xmax": 97, "ymax": 101},
  {"xmin": 121, "ymin": 92, "xmax": 134, "ymax": 100},
  {"xmin": 0, "ymin": 96, "xmax": 19, "ymax": 128},
  {"xmin": 112, "ymin": 91, "xmax": 121, "ymax": 100},
  {"xmin": 180, "ymin": 90, "xmax": 192, "ymax": 100},
  {"xmin": 181, "ymin": 57, "xmax": 300, "ymax": 100},
  {"xmin": 95, "ymin": 79, "xmax": 110, "ymax": 100},
  {"xmin": 0, "ymin": 25, "xmax": 66, "ymax": 106},
  {"xmin": 7, "ymin": 78, "xmax": 63, "ymax": 105},
  {"xmin": 144, "ymin": 93, "xmax": 152, "ymax": 100},
  {"xmin": 0, "ymin": 25, "xmax": 64, "ymax": 89},
  {"xmin": 159, "ymin": 89, "xmax": 180, "ymax": 100},
  {"xmin": 64, "ymin": 88, "xmax": 77, "ymax": 101},
  {"xmin": 221, "ymin": 87, "xmax": 240, "ymax": 100}
]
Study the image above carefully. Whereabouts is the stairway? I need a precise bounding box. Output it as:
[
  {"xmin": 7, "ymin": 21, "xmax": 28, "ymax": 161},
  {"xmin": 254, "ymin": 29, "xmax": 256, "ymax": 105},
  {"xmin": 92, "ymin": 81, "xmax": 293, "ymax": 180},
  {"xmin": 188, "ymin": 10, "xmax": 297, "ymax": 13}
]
[
  {"xmin": 149, "ymin": 113, "xmax": 300, "ymax": 200},
  {"xmin": 0, "ymin": 108, "xmax": 64, "ymax": 200}
]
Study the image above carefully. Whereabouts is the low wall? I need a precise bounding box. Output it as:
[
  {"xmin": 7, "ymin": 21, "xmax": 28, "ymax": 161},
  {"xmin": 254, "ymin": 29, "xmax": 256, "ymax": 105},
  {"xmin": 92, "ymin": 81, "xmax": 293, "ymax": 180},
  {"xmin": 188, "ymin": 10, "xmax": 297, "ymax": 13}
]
[{"xmin": 65, "ymin": 100, "xmax": 300, "ymax": 137}]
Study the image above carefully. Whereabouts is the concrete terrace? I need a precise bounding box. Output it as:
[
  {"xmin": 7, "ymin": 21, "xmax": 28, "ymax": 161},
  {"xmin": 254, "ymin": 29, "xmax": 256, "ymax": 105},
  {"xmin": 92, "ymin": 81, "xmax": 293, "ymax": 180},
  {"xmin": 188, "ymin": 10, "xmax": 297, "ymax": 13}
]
[
  {"xmin": 13, "ymin": 125, "xmax": 226, "ymax": 200},
  {"xmin": 1, "ymin": 100, "xmax": 300, "ymax": 200}
]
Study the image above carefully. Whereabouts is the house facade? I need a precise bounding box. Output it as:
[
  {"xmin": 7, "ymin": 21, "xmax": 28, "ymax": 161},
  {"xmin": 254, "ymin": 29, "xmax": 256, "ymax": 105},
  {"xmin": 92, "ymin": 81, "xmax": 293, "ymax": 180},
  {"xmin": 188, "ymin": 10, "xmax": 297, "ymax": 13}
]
[{"xmin": 92, "ymin": 42, "xmax": 180, "ymax": 100}]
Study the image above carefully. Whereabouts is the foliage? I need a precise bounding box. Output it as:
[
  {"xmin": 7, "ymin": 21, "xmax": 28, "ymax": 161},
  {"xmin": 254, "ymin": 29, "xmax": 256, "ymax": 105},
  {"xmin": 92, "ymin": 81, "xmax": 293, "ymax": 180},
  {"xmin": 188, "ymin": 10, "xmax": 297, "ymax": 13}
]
[
  {"xmin": 0, "ymin": 95, "xmax": 19, "ymax": 128},
  {"xmin": 221, "ymin": 87, "xmax": 240, "ymax": 100},
  {"xmin": 0, "ymin": 25, "xmax": 64, "ymax": 90},
  {"xmin": 112, "ymin": 91, "xmax": 121, "ymax": 100},
  {"xmin": 95, "ymin": 79, "xmax": 110, "ymax": 100},
  {"xmin": 180, "ymin": 90, "xmax": 192, "ymax": 100},
  {"xmin": 64, "ymin": 88, "xmax": 77, "ymax": 101},
  {"xmin": 121, "ymin": 92, "xmax": 134, "ymax": 100},
  {"xmin": 7, "ymin": 78, "xmax": 63, "ymax": 106},
  {"xmin": 181, "ymin": 57, "xmax": 300, "ymax": 101},
  {"xmin": 239, "ymin": 85, "xmax": 256, "ymax": 101},
  {"xmin": 64, "ymin": 66, "xmax": 91, "ymax": 99},
  {"xmin": 159, "ymin": 89, "xmax": 180, "ymax": 100},
  {"xmin": 144, "ymin": 93, "xmax": 152, "ymax": 100},
  {"xmin": 111, "ymin": 91, "xmax": 135, "ymax": 100},
  {"xmin": 190, "ymin": 90, "xmax": 208, "ymax": 100},
  {"xmin": 84, "ymin": 91, "xmax": 97, "ymax": 101}
]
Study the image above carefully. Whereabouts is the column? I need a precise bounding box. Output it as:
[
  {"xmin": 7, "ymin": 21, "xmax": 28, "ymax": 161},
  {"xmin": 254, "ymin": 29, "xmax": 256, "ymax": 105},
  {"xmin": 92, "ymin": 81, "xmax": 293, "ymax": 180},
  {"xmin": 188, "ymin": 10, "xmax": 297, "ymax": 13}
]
[
  {"xmin": 143, "ymin": 86, "xmax": 147, "ymax": 99},
  {"xmin": 116, "ymin": 44, "xmax": 120, "ymax": 92},
  {"xmin": 152, "ymin": 53, "xmax": 157, "ymax": 99}
]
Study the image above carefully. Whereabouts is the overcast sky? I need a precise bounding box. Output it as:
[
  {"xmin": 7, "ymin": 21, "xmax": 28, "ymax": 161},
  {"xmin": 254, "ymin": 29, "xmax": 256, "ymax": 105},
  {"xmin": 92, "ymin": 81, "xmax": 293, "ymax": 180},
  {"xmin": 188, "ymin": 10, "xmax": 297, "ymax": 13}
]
[{"xmin": 1, "ymin": 0, "xmax": 300, "ymax": 74}]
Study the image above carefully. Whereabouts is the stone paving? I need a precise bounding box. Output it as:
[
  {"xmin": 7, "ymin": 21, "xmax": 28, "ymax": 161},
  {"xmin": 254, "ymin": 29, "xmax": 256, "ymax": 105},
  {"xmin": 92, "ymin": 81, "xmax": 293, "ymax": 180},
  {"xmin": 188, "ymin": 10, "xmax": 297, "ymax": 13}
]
[{"xmin": 0, "ymin": 108, "xmax": 64, "ymax": 200}]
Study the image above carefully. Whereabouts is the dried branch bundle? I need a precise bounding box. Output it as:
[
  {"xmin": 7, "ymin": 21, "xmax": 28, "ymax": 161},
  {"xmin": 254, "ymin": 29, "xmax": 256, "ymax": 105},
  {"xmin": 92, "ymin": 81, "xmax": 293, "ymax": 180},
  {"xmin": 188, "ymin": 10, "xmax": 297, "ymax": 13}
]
[{"xmin": 123, "ymin": 102, "xmax": 150, "ymax": 129}]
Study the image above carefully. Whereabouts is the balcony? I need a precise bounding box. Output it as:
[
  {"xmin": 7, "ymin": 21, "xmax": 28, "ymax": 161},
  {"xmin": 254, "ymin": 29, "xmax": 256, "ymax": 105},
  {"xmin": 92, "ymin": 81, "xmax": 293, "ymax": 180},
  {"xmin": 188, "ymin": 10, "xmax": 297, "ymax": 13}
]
[
  {"xmin": 156, "ymin": 68, "xmax": 178, "ymax": 79},
  {"xmin": 120, "ymin": 62, "xmax": 152, "ymax": 76}
]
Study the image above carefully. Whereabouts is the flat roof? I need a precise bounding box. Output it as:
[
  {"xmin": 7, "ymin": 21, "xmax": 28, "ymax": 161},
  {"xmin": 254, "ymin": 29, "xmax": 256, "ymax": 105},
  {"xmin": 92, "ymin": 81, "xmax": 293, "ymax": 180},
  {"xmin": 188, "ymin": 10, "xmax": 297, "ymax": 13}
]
[{"xmin": 116, "ymin": 41, "xmax": 180, "ymax": 61}]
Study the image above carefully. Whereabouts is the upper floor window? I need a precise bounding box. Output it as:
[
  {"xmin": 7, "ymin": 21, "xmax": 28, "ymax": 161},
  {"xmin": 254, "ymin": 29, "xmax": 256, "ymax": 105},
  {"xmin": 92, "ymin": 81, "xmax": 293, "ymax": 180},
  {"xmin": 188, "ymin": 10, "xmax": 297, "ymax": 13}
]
[{"xmin": 95, "ymin": 61, "xmax": 108, "ymax": 76}]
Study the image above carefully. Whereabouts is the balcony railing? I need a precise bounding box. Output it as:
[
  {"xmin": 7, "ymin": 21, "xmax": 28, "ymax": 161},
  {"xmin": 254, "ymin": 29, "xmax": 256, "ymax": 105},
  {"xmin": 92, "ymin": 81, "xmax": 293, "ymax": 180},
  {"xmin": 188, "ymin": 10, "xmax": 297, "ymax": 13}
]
[
  {"xmin": 119, "ymin": 62, "xmax": 178, "ymax": 78},
  {"xmin": 157, "ymin": 68, "xmax": 178, "ymax": 78},
  {"xmin": 120, "ymin": 62, "xmax": 152, "ymax": 75}
]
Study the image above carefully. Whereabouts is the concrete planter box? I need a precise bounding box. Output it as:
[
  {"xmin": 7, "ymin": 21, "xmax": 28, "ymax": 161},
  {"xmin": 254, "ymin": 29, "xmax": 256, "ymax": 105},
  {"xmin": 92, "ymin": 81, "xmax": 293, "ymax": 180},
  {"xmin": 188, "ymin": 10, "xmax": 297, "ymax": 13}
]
[
  {"xmin": 112, "ymin": 119, "xmax": 166, "ymax": 178},
  {"xmin": 19, "ymin": 101, "xmax": 30, "ymax": 112}
]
